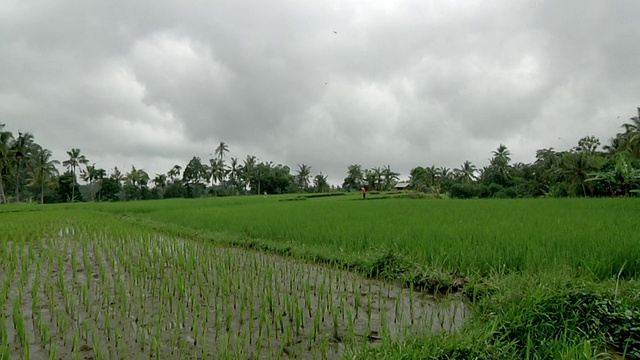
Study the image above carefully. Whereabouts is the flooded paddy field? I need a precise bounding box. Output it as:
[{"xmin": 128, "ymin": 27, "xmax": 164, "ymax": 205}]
[{"xmin": 1, "ymin": 224, "xmax": 466, "ymax": 359}]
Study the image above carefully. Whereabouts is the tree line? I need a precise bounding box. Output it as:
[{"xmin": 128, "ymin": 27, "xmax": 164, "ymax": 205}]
[
  {"xmin": 406, "ymin": 109, "xmax": 640, "ymax": 198},
  {"xmin": 1, "ymin": 108, "xmax": 639, "ymax": 203},
  {"xmin": 0, "ymin": 130, "xmax": 334, "ymax": 203}
]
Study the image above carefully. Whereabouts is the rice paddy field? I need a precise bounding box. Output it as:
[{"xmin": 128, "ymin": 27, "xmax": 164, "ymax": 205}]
[{"xmin": 1, "ymin": 194, "xmax": 639, "ymax": 359}]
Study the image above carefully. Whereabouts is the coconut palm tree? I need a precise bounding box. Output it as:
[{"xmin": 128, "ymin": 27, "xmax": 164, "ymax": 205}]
[
  {"xmin": 0, "ymin": 124, "xmax": 13, "ymax": 203},
  {"xmin": 153, "ymin": 173, "xmax": 168, "ymax": 197},
  {"xmin": 208, "ymin": 158, "xmax": 226, "ymax": 187},
  {"xmin": 621, "ymin": 107, "xmax": 640, "ymax": 133},
  {"xmin": 554, "ymin": 149, "xmax": 602, "ymax": 197},
  {"xmin": 242, "ymin": 155, "xmax": 257, "ymax": 191},
  {"xmin": 227, "ymin": 157, "xmax": 243, "ymax": 193},
  {"xmin": 364, "ymin": 167, "xmax": 382, "ymax": 190},
  {"xmin": 167, "ymin": 165, "xmax": 182, "ymax": 182},
  {"xmin": 81, "ymin": 164, "xmax": 98, "ymax": 200},
  {"xmin": 492, "ymin": 144, "xmax": 511, "ymax": 163},
  {"xmin": 125, "ymin": 166, "xmax": 150, "ymax": 200},
  {"xmin": 27, "ymin": 145, "xmax": 59, "ymax": 204},
  {"xmin": 62, "ymin": 148, "xmax": 89, "ymax": 202},
  {"xmin": 215, "ymin": 141, "xmax": 229, "ymax": 161},
  {"xmin": 436, "ymin": 167, "xmax": 452, "ymax": 182},
  {"xmin": 313, "ymin": 173, "xmax": 329, "ymax": 193},
  {"xmin": 425, "ymin": 166, "xmax": 437, "ymax": 187},
  {"xmin": 490, "ymin": 144, "xmax": 512, "ymax": 186},
  {"xmin": 455, "ymin": 161, "xmax": 477, "ymax": 183},
  {"xmin": 381, "ymin": 165, "xmax": 400, "ymax": 190},
  {"xmin": 94, "ymin": 167, "xmax": 106, "ymax": 201},
  {"xmin": 620, "ymin": 108, "xmax": 640, "ymax": 158},
  {"xmin": 111, "ymin": 166, "xmax": 124, "ymax": 185},
  {"xmin": 11, "ymin": 131, "xmax": 34, "ymax": 202},
  {"xmin": 534, "ymin": 148, "xmax": 560, "ymax": 193},
  {"xmin": 296, "ymin": 164, "xmax": 312, "ymax": 191}
]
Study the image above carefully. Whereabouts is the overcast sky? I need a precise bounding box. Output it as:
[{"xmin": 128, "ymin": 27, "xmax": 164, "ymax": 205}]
[{"xmin": 2, "ymin": 1, "xmax": 639, "ymax": 185}]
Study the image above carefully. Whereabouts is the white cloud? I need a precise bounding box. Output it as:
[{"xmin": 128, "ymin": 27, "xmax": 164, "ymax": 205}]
[{"xmin": 1, "ymin": 0, "xmax": 639, "ymax": 185}]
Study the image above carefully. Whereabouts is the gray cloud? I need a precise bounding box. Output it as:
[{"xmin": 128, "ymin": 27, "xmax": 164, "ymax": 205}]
[{"xmin": 2, "ymin": 0, "xmax": 639, "ymax": 184}]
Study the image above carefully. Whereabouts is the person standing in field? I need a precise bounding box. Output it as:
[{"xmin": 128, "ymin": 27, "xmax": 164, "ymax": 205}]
[{"xmin": 361, "ymin": 186, "xmax": 367, "ymax": 199}]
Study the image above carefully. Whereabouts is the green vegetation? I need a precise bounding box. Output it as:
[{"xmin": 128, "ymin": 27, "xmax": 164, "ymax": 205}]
[
  {"xmin": 0, "ymin": 196, "xmax": 638, "ymax": 357},
  {"xmin": 88, "ymin": 195, "xmax": 640, "ymax": 280},
  {"xmin": 2, "ymin": 109, "xmax": 640, "ymax": 358},
  {"xmin": 14, "ymin": 195, "xmax": 624, "ymax": 358},
  {"xmin": 2, "ymin": 108, "xmax": 640, "ymax": 204},
  {"xmin": 0, "ymin": 205, "xmax": 467, "ymax": 359}
]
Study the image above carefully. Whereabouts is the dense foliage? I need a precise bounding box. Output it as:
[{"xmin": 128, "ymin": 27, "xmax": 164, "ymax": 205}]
[{"xmin": 1, "ymin": 108, "xmax": 639, "ymax": 203}]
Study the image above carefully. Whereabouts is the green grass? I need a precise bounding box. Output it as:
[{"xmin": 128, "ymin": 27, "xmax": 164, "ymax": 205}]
[
  {"xmin": 81, "ymin": 195, "xmax": 640, "ymax": 280},
  {"xmin": 2, "ymin": 195, "xmax": 639, "ymax": 358}
]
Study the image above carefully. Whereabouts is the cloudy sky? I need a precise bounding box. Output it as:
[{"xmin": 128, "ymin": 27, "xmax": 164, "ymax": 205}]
[{"xmin": 2, "ymin": 0, "xmax": 639, "ymax": 185}]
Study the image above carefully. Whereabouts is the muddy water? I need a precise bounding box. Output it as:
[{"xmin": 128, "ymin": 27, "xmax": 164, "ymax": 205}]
[{"xmin": 0, "ymin": 231, "xmax": 468, "ymax": 359}]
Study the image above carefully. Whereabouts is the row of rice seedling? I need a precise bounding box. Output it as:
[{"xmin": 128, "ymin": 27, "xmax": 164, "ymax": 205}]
[{"xmin": 0, "ymin": 210, "xmax": 466, "ymax": 359}]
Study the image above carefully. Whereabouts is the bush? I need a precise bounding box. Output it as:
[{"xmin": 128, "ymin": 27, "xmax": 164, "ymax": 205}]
[
  {"xmin": 450, "ymin": 183, "xmax": 479, "ymax": 199},
  {"xmin": 480, "ymin": 279, "xmax": 640, "ymax": 358}
]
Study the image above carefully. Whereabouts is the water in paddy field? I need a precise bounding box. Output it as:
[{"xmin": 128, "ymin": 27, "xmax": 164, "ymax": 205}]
[{"xmin": 0, "ymin": 231, "xmax": 469, "ymax": 360}]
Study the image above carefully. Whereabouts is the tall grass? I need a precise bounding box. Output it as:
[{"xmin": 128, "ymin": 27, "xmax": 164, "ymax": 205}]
[{"xmin": 84, "ymin": 196, "xmax": 640, "ymax": 279}]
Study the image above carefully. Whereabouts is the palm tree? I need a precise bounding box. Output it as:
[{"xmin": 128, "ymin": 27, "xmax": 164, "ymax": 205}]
[
  {"xmin": 490, "ymin": 144, "xmax": 512, "ymax": 185},
  {"xmin": 436, "ymin": 167, "xmax": 452, "ymax": 181},
  {"xmin": 81, "ymin": 164, "xmax": 98, "ymax": 200},
  {"xmin": 94, "ymin": 167, "xmax": 106, "ymax": 201},
  {"xmin": 534, "ymin": 148, "xmax": 559, "ymax": 192},
  {"xmin": 621, "ymin": 108, "xmax": 640, "ymax": 158},
  {"xmin": 364, "ymin": 167, "xmax": 382, "ymax": 190},
  {"xmin": 492, "ymin": 144, "xmax": 512, "ymax": 163},
  {"xmin": 556, "ymin": 152, "xmax": 591, "ymax": 197},
  {"xmin": 11, "ymin": 131, "xmax": 34, "ymax": 202},
  {"xmin": 167, "ymin": 165, "xmax": 182, "ymax": 182},
  {"xmin": 603, "ymin": 135, "xmax": 625, "ymax": 154},
  {"xmin": 153, "ymin": 174, "xmax": 168, "ymax": 197},
  {"xmin": 0, "ymin": 124, "xmax": 13, "ymax": 203},
  {"xmin": 296, "ymin": 164, "xmax": 312, "ymax": 191},
  {"xmin": 27, "ymin": 145, "xmax": 59, "ymax": 204},
  {"xmin": 243, "ymin": 155, "xmax": 257, "ymax": 191},
  {"xmin": 125, "ymin": 166, "xmax": 150, "ymax": 200},
  {"xmin": 209, "ymin": 158, "xmax": 226, "ymax": 187},
  {"xmin": 621, "ymin": 107, "xmax": 640, "ymax": 133},
  {"xmin": 111, "ymin": 166, "xmax": 124, "ymax": 185},
  {"xmin": 62, "ymin": 148, "xmax": 89, "ymax": 202},
  {"xmin": 455, "ymin": 161, "xmax": 477, "ymax": 183},
  {"xmin": 215, "ymin": 142, "xmax": 229, "ymax": 161},
  {"xmin": 313, "ymin": 173, "xmax": 329, "ymax": 193},
  {"xmin": 228, "ymin": 157, "xmax": 243, "ymax": 193},
  {"xmin": 425, "ymin": 166, "xmax": 437, "ymax": 187},
  {"xmin": 381, "ymin": 165, "xmax": 400, "ymax": 190}
]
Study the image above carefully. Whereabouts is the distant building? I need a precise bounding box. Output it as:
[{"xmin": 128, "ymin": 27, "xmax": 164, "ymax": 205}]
[{"xmin": 394, "ymin": 181, "xmax": 410, "ymax": 191}]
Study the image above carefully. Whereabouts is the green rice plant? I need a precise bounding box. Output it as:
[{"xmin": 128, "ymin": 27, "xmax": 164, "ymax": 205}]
[
  {"xmin": 332, "ymin": 306, "xmax": 340, "ymax": 340},
  {"xmin": 0, "ymin": 317, "xmax": 5, "ymax": 350},
  {"xmin": 12, "ymin": 297, "xmax": 26, "ymax": 346},
  {"xmin": 48, "ymin": 342, "xmax": 56, "ymax": 360},
  {"xmin": 3, "ymin": 202, "xmax": 634, "ymax": 359},
  {"xmin": 40, "ymin": 322, "xmax": 48, "ymax": 348}
]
